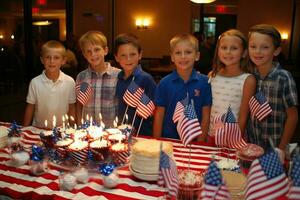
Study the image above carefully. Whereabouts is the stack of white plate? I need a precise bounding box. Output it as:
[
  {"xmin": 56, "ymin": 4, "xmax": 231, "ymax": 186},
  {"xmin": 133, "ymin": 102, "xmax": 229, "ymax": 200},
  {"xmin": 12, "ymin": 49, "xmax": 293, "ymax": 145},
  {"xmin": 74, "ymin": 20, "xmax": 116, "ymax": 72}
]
[{"xmin": 0, "ymin": 126, "xmax": 8, "ymax": 148}]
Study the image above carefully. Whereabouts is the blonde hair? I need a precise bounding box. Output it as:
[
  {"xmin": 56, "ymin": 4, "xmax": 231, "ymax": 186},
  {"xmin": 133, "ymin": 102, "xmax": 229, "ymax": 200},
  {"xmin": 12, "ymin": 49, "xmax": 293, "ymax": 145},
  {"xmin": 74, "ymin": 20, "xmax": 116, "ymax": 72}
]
[
  {"xmin": 79, "ymin": 31, "xmax": 107, "ymax": 51},
  {"xmin": 170, "ymin": 34, "xmax": 199, "ymax": 53},
  {"xmin": 211, "ymin": 29, "xmax": 249, "ymax": 76},
  {"xmin": 41, "ymin": 40, "xmax": 66, "ymax": 57}
]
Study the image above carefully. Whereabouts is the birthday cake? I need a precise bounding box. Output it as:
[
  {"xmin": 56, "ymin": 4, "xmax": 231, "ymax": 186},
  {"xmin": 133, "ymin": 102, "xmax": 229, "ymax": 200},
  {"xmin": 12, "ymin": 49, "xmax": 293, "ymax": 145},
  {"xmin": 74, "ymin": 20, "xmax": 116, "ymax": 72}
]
[{"xmin": 130, "ymin": 138, "xmax": 173, "ymax": 175}]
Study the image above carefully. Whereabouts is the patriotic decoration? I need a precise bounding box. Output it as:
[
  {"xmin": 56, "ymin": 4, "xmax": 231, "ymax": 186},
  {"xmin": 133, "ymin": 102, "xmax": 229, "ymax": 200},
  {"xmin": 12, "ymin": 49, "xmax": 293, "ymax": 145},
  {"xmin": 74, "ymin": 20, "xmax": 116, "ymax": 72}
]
[
  {"xmin": 112, "ymin": 150, "xmax": 130, "ymax": 166},
  {"xmin": 76, "ymin": 82, "xmax": 92, "ymax": 105},
  {"xmin": 172, "ymin": 96, "xmax": 188, "ymax": 123},
  {"xmin": 200, "ymin": 160, "xmax": 230, "ymax": 200},
  {"xmin": 158, "ymin": 150, "xmax": 179, "ymax": 198},
  {"xmin": 249, "ymin": 91, "xmax": 272, "ymax": 121},
  {"xmin": 123, "ymin": 81, "xmax": 144, "ymax": 107},
  {"xmin": 245, "ymin": 150, "xmax": 289, "ymax": 200},
  {"xmin": 136, "ymin": 93, "xmax": 155, "ymax": 119},
  {"xmin": 177, "ymin": 104, "xmax": 202, "ymax": 146},
  {"xmin": 214, "ymin": 107, "xmax": 247, "ymax": 149},
  {"xmin": 287, "ymin": 154, "xmax": 300, "ymax": 199}
]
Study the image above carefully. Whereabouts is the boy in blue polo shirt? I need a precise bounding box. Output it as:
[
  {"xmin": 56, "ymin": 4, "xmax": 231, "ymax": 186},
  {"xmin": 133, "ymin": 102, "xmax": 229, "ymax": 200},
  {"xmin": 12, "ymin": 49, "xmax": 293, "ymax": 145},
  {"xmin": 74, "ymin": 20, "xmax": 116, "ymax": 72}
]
[
  {"xmin": 153, "ymin": 34, "xmax": 212, "ymax": 141},
  {"xmin": 115, "ymin": 33, "xmax": 156, "ymax": 136}
]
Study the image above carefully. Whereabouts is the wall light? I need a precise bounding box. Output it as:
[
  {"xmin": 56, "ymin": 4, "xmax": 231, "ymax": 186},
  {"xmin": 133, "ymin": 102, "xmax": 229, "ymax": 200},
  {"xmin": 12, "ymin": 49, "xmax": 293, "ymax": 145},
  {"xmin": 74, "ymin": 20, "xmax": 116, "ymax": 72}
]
[
  {"xmin": 0, "ymin": 34, "xmax": 3, "ymax": 39},
  {"xmin": 190, "ymin": 0, "xmax": 216, "ymax": 3},
  {"xmin": 32, "ymin": 20, "xmax": 53, "ymax": 26},
  {"xmin": 281, "ymin": 32, "xmax": 289, "ymax": 40},
  {"xmin": 11, "ymin": 34, "xmax": 14, "ymax": 40},
  {"xmin": 135, "ymin": 18, "xmax": 150, "ymax": 30}
]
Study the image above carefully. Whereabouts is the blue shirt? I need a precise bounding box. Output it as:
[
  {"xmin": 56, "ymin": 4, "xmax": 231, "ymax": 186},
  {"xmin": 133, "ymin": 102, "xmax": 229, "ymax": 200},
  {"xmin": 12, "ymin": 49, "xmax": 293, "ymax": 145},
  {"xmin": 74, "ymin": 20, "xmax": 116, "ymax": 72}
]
[
  {"xmin": 155, "ymin": 69, "xmax": 212, "ymax": 139},
  {"xmin": 116, "ymin": 65, "xmax": 157, "ymax": 136}
]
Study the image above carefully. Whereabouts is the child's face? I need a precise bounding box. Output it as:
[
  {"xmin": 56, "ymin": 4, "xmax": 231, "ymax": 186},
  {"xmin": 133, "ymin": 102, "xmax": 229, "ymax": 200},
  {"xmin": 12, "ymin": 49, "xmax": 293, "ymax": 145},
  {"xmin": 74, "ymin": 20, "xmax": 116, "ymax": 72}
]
[
  {"xmin": 115, "ymin": 43, "xmax": 142, "ymax": 74},
  {"xmin": 83, "ymin": 43, "xmax": 108, "ymax": 69},
  {"xmin": 218, "ymin": 35, "xmax": 245, "ymax": 68},
  {"xmin": 171, "ymin": 41, "xmax": 199, "ymax": 71},
  {"xmin": 40, "ymin": 48, "xmax": 66, "ymax": 73},
  {"xmin": 248, "ymin": 32, "xmax": 281, "ymax": 68}
]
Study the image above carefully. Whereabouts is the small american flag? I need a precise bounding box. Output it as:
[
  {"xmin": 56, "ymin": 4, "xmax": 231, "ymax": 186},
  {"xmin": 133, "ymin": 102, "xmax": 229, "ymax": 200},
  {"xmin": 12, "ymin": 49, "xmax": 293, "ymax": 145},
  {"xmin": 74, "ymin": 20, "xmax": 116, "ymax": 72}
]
[
  {"xmin": 199, "ymin": 160, "xmax": 230, "ymax": 200},
  {"xmin": 245, "ymin": 150, "xmax": 289, "ymax": 200},
  {"xmin": 76, "ymin": 82, "xmax": 92, "ymax": 105},
  {"xmin": 214, "ymin": 107, "xmax": 247, "ymax": 149},
  {"xmin": 136, "ymin": 93, "xmax": 155, "ymax": 119},
  {"xmin": 176, "ymin": 104, "xmax": 202, "ymax": 146},
  {"xmin": 249, "ymin": 91, "xmax": 272, "ymax": 121},
  {"xmin": 172, "ymin": 96, "xmax": 188, "ymax": 123},
  {"xmin": 123, "ymin": 81, "xmax": 144, "ymax": 108},
  {"xmin": 287, "ymin": 154, "xmax": 300, "ymax": 199},
  {"xmin": 158, "ymin": 150, "xmax": 178, "ymax": 198}
]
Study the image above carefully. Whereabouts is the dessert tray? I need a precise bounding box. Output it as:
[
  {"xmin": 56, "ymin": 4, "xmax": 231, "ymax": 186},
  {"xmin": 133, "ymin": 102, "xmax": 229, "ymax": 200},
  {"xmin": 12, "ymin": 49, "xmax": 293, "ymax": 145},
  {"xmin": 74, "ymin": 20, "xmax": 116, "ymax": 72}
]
[{"xmin": 129, "ymin": 165, "xmax": 158, "ymax": 181}]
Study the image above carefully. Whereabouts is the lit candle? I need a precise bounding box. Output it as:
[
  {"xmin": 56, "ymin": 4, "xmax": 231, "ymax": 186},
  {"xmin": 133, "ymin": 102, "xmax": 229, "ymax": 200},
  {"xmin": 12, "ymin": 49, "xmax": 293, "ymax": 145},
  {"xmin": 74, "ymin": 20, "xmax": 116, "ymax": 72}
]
[
  {"xmin": 101, "ymin": 121, "xmax": 105, "ymax": 129},
  {"xmin": 45, "ymin": 120, "xmax": 48, "ymax": 128},
  {"xmin": 74, "ymin": 124, "xmax": 77, "ymax": 130},
  {"xmin": 86, "ymin": 114, "xmax": 89, "ymax": 122},
  {"xmin": 113, "ymin": 120, "xmax": 117, "ymax": 128},
  {"xmin": 115, "ymin": 116, "xmax": 119, "ymax": 124},
  {"xmin": 125, "ymin": 114, "xmax": 128, "ymax": 124},
  {"xmin": 62, "ymin": 115, "xmax": 65, "ymax": 130},
  {"xmin": 81, "ymin": 118, "xmax": 84, "ymax": 125},
  {"xmin": 90, "ymin": 116, "xmax": 93, "ymax": 127},
  {"xmin": 53, "ymin": 116, "xmax": 56, "ymax": 128}
]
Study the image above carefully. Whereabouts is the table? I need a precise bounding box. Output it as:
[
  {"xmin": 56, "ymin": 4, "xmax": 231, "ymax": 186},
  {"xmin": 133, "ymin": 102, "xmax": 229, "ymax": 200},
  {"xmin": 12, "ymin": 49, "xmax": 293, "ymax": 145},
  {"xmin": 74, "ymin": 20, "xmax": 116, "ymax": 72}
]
[{"xmin": 0, "ymin": 123, "xmax": 236, "ymax": 200}]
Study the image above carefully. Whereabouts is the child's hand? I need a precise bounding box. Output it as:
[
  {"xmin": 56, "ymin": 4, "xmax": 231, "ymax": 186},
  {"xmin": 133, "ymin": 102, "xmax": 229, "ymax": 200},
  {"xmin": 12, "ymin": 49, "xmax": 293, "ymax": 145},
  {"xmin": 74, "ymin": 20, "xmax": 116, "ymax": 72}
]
[{"xmin": 275, "ymin": 147, "xmax": 285, "ymax": 164}]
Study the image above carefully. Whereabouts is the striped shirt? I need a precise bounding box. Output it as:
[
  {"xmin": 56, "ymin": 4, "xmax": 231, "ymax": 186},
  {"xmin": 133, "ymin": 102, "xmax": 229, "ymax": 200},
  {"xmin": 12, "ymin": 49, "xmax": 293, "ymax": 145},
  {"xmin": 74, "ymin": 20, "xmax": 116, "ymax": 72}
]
[
  {"xmin": 76, "ymin": 63, "xmax": 121, "ymax": 127},
  {"xmin": 247, "ymin": 62, "xmax": 298, "ymax": 149}
]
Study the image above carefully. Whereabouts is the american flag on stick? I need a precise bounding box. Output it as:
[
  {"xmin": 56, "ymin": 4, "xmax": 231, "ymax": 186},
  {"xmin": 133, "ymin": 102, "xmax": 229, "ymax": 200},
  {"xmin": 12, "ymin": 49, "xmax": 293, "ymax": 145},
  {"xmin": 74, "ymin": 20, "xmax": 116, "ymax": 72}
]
[
  {"xmin": 136, "ymin": 93, "xmax": 155, "ymax": 119},
  {"xmin": 123, "ymin": 81, "xmax": 144, "ymax": 108},
  {"xmin": 172, "ymin": 96, "xmax": 188, "ymax": 123},
  {"xmin": 249, "ymin": 91, "xmax": 272, "ymax": 121},
  {"xmin": 76, "ymin": 82, "xmax": 92, "ymax": 105},
  {"xmin": 157, "ymin": 149, "xmax": 178, "ymax": 198},
  {"xmin": 287, "ymin": 154, "xmax": 300, "ymax": 199},
  {"xmin": 199, "ymin": 160, "xmax": 230, "ymax": 200},
  {"xmin": 177, "ymin": 103, "xmax": 202, "ymax": 146},
  {"xmin": 214, "ymin": 107, "xmax": 247, "ymax": 149},
  {"xmin": 245, "ymin": 150, "xmax": 289, "ymax": 200}
]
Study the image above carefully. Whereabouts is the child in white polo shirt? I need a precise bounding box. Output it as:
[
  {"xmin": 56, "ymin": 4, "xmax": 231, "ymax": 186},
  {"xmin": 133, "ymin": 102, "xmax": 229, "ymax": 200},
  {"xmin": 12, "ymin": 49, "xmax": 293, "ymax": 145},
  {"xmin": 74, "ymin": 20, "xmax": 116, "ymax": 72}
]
[{"xmin": 23, "ymin": 40, "xmax": 76, "ymax": 128}]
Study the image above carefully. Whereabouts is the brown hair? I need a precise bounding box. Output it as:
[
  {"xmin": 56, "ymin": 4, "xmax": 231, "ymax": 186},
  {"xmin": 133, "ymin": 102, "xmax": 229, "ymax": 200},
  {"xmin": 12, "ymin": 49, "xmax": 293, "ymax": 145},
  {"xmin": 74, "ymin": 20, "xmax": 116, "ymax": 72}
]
[
  {"xmin": 114, "ymin": 33, "xmax": 142, "ymax": 54},
  {"xmin": 41, "ymin": 40, "xmax": 66, "ymax": 57},
  {"xmin": 79, "ymin": 31, "xmax": 107, "ymax": 51},
  {"xmin": 248, "ymin": 24, "xmax": 281, "ymax": 48},
  {"xmin": 211, "ymin": 29, "xmax": 249, "ymax": 76},
  {"xmin": 170, "ymin": 33, "xmax": 199, "ymax": 53}
]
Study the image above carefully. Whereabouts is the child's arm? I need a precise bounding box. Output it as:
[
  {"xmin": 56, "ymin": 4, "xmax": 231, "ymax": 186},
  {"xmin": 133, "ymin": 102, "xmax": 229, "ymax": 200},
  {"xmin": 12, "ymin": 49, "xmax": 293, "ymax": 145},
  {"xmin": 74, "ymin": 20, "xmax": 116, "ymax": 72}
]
[
  {"xmin": 198, "ymin": 105, "xmax": 210, "ymax": 142},
  {"xmin": 238, "ymin": 75, "xmax": 256, "ymax": 135},
  {"xmin": 75, "ymin": 102, "xmax": 83, "ymax": 125},
  {"xmin": 68, "ymin": 103, "xmax": 76, "ymax": 125},
  {"xmin": 23, "ymin": 103, "xmax": 35, "ymax": 126},
  {"xmin": 279, "ymin": 106, "xmax": 298, "ymax": 151},
  {"xmin": 153, "ymin": 106, "xmax": 165, "ymax": 138}
]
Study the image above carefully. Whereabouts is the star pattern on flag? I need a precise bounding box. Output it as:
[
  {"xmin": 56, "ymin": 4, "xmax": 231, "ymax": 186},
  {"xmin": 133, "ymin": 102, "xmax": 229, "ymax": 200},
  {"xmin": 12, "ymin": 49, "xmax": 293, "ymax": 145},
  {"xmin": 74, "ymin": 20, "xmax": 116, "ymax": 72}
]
[
  {"xmin": 136, "ymin": 93, "xmax": 155, "ymax": 119},
  {"xmin": 176, "ymin": 103, "xmax": 202, "ymax": 146},
  {"xmin": 123, "ymin": 81, "xmax": 144, "ymax": 108},
  {"xmin": 76, "ymin": 82, "xmax": 92, "ymax": 105},
  {"xmin": 249, "ymin": 91, "xmax": 272, "ymax": 121}
]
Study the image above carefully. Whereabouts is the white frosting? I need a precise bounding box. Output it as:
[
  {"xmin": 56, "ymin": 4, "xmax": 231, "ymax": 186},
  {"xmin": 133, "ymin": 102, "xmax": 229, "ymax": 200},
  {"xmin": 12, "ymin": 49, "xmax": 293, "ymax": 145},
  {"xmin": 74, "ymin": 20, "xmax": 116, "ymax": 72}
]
[
  {"xmin": 74, "ymin": 129, "xmax": 87, "ymax": 140},
  {"xmin": 68, "ymin": 140, "xmax": 88, "ymax": 151},
  {"xmin": 65, "ymin": 128, "xmax": 75, "ymax": 135},
  {"xmin": 111, "ymin": 143, "xmax": 127, "ymax": 151},
  {"xmin": 106, "ymin": 128, "xmax": 122, "ymax": 135},
  {"xmin": 90, "ymin": 139, "xmax": 109, "ymax": 148},
  {"xmin": 217, "ymin": 159, "xmax": 239, "ymax": 170},
  {"xmin": 42, "ymin": 130, "xmax": 53, "ymax": 136},
  {"xmin": 56, "ymin": 138, "xmax": 73, "ymax": 147},
  {"xmin": 108, "ymin": 134, "xmax": 126, "ymax": 142},
  {"xmin": 179, "ymin": 170, "xmax": 202, "ymax": 186},
  {"xmin": 87, "ymin": 126, "xmax": 103, "ymax": 139}
]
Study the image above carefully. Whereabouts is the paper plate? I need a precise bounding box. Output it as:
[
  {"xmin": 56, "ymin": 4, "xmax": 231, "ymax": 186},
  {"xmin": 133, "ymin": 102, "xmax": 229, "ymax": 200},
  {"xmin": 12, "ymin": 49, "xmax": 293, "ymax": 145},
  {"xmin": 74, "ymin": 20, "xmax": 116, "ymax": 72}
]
[{"xmin": 129, "ymin": 165, "xmax": 158, "ymax": 181}]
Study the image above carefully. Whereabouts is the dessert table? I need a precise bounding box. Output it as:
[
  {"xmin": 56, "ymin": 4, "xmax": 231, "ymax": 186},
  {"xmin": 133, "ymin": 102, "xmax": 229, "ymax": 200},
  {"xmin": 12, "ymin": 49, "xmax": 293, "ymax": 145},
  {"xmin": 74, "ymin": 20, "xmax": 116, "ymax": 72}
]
[{"xmin": 0, "ymin": 123, "xmax": 236, "ymax": 200}]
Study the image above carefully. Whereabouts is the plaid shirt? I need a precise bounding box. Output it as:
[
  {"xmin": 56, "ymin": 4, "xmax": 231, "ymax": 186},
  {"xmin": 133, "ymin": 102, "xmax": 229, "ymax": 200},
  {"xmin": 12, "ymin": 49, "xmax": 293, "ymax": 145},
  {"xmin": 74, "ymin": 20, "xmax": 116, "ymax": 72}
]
[
  {"xmin": 247, "ymin": 62, "xmax": 298, "ymax": 149},
  {"xmin": 76, "ymin": 62, "xmax": 120, "ymax": 127}
]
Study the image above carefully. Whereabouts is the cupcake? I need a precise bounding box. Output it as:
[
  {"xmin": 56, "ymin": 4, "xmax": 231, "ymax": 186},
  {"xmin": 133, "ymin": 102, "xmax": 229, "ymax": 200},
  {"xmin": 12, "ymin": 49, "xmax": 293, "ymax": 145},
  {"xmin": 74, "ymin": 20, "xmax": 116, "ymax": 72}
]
[
  {"xmin": 68, "ymin": 140, "xmax": 89, "ymax": 165},
  {"xmin": 73, "ymin": 129, "xmax": 88, "ymax": 140},
  {"xmin": 108, "ymin": 133, "xmax": 126, "ymax": 144},
  {"xmin": 110, "ymin": 143, "xmax": 130, "ymax": 165},
  {"xmin": 65, "ymin": 127, "xmax": 76, "ymax": 136},
  {"xmin": 40, "ymin": 130, "xmax": 55, "ymax": 148},
  {"xmin": 55, "ymin": 138, "xmax": 74, "ymax": 160},
  {"xmin": 178, "ymin": 169, "xmax": 203, "ymax": 200},
  {"xmin": 106, "ymin": 128, "xmax": 122, "ymax": 135},
  {"xmin": 89, "ymin": 139, "xmax": 111, "ymax": 161},
  {"xmin": 87, "ymin": 125, "xmax": 104, "ymax": 141}
]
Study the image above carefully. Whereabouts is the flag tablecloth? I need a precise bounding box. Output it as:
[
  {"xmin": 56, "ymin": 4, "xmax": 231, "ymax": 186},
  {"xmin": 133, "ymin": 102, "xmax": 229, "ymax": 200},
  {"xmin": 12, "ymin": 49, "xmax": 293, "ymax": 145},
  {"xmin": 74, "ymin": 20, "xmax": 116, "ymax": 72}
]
[{"xmin": 0, "ymin": 124, "xmax": 236, "ymax": 200}]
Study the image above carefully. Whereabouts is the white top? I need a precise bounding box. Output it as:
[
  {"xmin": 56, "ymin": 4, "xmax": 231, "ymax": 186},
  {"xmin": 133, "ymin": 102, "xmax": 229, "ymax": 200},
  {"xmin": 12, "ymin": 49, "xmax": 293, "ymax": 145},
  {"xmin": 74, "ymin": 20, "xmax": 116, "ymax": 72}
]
[
  {"xmin": 209, "ymin": 73, "xmax": 251, "ymax": 131},
  {"xmin": 26, "ymin": 70, "xmax": 76, "ymax": 128}
]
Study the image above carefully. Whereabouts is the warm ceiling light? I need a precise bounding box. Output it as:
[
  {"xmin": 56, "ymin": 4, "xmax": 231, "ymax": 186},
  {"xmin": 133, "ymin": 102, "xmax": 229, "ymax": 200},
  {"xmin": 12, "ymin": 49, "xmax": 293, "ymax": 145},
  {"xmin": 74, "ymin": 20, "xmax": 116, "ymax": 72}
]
[
  {"xmin": 32, "ymin": 20, "xmax": 53, "ymax": 26},
  {"xmin": 190, "ymin": 0, "xmax": 216, "ymax": 3}
]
